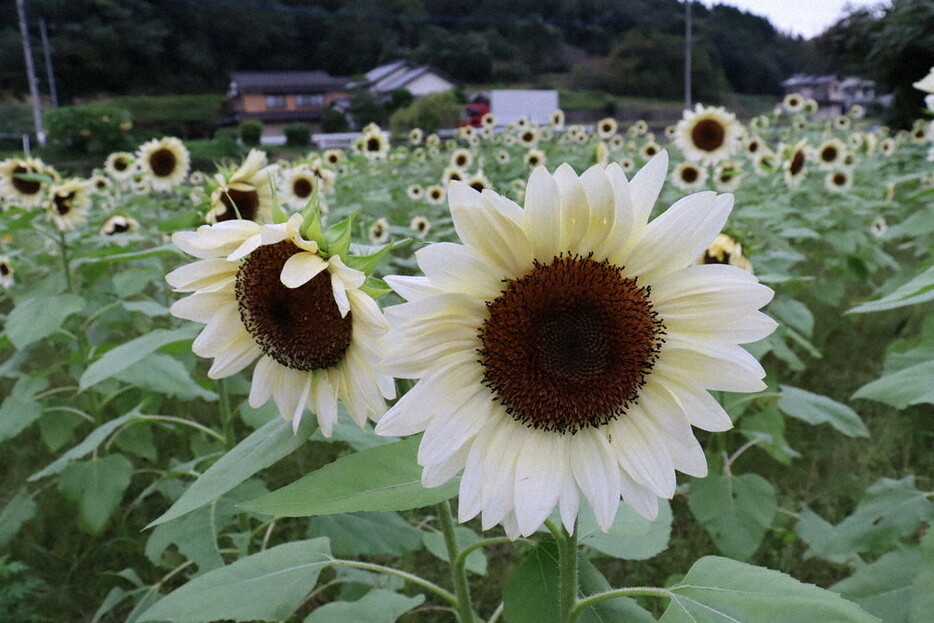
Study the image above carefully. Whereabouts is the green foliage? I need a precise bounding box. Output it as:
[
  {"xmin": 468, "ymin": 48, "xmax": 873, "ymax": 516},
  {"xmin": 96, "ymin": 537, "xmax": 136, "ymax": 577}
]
[
  {"xmin": 238, "ymin": 120, "xmax": 263, "ymax": 145},
  {"xmin": 95, "ymin": 94, "xmax": 225, "ymax": 138},
  {"xmin": 687, "ymin": 474, "xmax": 777, "ymax": 561},
  {"xmin": 283, "ymin": 122, "xmax": 311, "ymax": 147},
  {"xmin": 657, "ymin": 557, "xmax": 880, "ymax": 622},
  {"xmin": 389, "ymin": 91, "xmax": 462, "ymax": 134},
  {"xmin": 0, "ymin": 556, "xmax": 43, "ymax": 623},
  {"xmin": 240, "ymin": 437, "xmax": 459, "ymax": 517},
  {"xmin": 349, "ymin": 90, "xmax": 389, "ymax": 129},
  {"xmin": 43, "ymin": 105, "xmax": 134, "ymax": 154}
]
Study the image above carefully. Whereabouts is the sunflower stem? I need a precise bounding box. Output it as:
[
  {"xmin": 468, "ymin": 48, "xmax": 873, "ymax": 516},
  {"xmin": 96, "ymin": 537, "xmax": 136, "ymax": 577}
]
[
  {"xmin": 438, "ymin": 500, "xmax": 477, "ymax": 623},
  {"xmin": 57, "ymin": 227, "xmax": 73, "ymax": 293},
  {"xmin": 216, "ymin": 377, "xmax": 234, "ymax": 448},
  {"xmin": 556, "ymin": 521, "xmax": 579, "ymax": 623}
]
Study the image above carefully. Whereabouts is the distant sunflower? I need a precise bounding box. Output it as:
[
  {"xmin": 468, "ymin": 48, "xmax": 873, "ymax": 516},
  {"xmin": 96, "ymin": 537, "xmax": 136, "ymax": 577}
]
[
  {"xmin": 524, "ymin": 149, "xmax": 546, "ymax": 169},
  {"xmin": 0, "ymin": 156, "xmax": 57, "ymax": 209},
  {"xmin": 406, "ymin": 184, "xmax": 424, "ymax": 201},
  {"xmin": 517, "ymin": 126, "xmax": 539, "ymax": 148},
  {"xmin": 369, "ymin": 217, "xmax": 390, "ymax": 245},
  {"xmin": 207, "ymin": 149, "xmax": 276, "ymax": 223},
  {"xmin": 824, "ymin": 170, "xmax": 853, "ymax": 193},
  {"xmin": 137, "ymin": 137, "xmax": 190, "ymax": 191},
  {"xmin": 450, "ymin": 148, "xmax": 473, "ymax": 171},
  {"xmin": 675, "ymin": 104, "xmax": 742, "ymax": 165},
  {"xmin": 671, "ymin": 162, "xmax": 708, "ymax": 191},
  {"xmin": 815, "ymin": 138, "xmax": 847, "ymax": 171},
  {"xmin": 409, "ymin": 215, "xmax": 432, "ymax": 238},
  {"xmin": 699, "ymin": 233, "xmax": 753, "ymax": 273},
  {"xmin": 409, "ymin": 128, "xmax": 424, "ymax": 146},
  {"xmin": 361, "ymin": 126, "xmax": 390, "ymax": 160},
  {"xmin": 425, "ymin": 184, "xmax": 446, "ymax": 205},
  {"xmin": 783, "ymin": 141, "xmax": 808, "ymax": 187},
  {"xmin": 104, "ymin": 151, "xmax": 136, "ymax": 181},
  {"xmin": 713, "ymin": 161, "xmax": 743, "ymax": 192},
  {"xmin": 281, "ymin": 165, "xmax": 319, "ymax": 212},
  {"xmin": 0, "ymin": 256, "xmax": 14, "ymax": 289},
  {"xmin": 782, "ymin": 93, "xmax": 805, "ymax": 113},
  {"xmin": 596, "ymin": 117, "xmax": 618, "ymax": 140},
  {"xmin": 550, "ymin": 109, "xmax": 565, "ymax": 129}
]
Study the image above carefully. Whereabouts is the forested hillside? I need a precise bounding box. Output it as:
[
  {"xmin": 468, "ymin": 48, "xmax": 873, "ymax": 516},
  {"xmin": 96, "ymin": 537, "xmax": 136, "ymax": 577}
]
[{"xmin": 1, "ymin": 0, "xmax": 805, "ymax": 103}]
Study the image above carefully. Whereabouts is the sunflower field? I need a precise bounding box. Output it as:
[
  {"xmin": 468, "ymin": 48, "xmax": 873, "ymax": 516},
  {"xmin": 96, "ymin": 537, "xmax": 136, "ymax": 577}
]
[{"xmin": 0, "ymin": 90, "xmax": 932, "ymax": 623}]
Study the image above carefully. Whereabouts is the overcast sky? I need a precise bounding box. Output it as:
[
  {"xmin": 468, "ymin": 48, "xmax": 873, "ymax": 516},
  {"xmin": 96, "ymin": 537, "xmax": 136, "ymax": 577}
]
[{"xmin": 699, "ymin": 0, "xmax": 890, "ymax": 39}]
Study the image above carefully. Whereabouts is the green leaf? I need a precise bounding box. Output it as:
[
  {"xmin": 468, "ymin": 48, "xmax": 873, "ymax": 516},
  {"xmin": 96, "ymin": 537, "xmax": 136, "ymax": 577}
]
[
  {"xmin": 239, "ymin": 436, "xmax": 458, "ymax": 517},
  {"xmin": 0, "ymin": 487, "xmax": 37, "ymax": 547},
  {"xmin": 29, "ymin": 410, "xmax": 138, "ymax": 481},
  {"xmin": 57, "ymin": 454, "xmax": 134, "ymax": 534},
  {"xmin": 852, "ymin": 361, "xmax": 934, "ymax": 408},
  {"xmin": 503, "ymin": 541, "xmax": 560, "ymax": 623},
  {"xmin": 777, "ymin": 385, "xmax": 869, "ymax": 437},
  {"xmin": 345, "ymin": 238, "xmax": 410, "ymax": 276},
  {"xmin": 324, "ymin": 212, "xmax": 355, "ymax": 258},
  {"xmin": 136, "ymin": 538, "xmax": 332, "ymax": 623},
  {"xmin": 303, "ymin": 589, "xmax": 424, "ymax": 623},
  {"xmin": 738, "ymin": 406, "xmax": 801, "ymax": 465},
  {"xmin": 578, "ymin": 500, "xmax": 672, "ymax": 561},
  {"xmin": 796, "ymin": 476, "xmax": 933, "ymax": 560},
  {"xmin": 658, "ymin": 557, "xmax": 880, "ymax": 622},
  {"xmin": 308, "ymin": 512, "xmax": 424, "ymax": 557},
  {"xmin": 910, "ymin": 529, "xmax": 934, "ymax": 623},
  {"xmin": 578, "ymin": 558, "xmax": 657, "ymax": 623},
  {"xmin": 112, "ymin": 265, "xmax": 164, "ymax": 297},
  {"xmin": 687, "ymin": 473, "xmax": 777, "ymax": 561},
  {"xmin": 831, "ymin": 547, "xmax": 921, "ymax": 623},
  {"xmin": 79, "ymin": 326, "xmax": 199, "ymax": 391},
  {"xmin": 113, "ymin": 353, "xmax": 218, "ymax": 401},
  {"xmin": 768, "ymin": 295, "xmax": 814, "ymax": 336},
  {"xmin": 423, "ymin": 525, "xmax": 487, "ymax": 575},
  {"xmin": 5, "ymin": 293, "xmax": 85, "ymax": 349},
  {"xmin": 148, "ymin": 416, "xmax": 318, "ymax": 528},
  {"xmin": 847, "ymin": 264, "xmax": 934, "ymax": 313},
  {"xmin": 0, "ymin": 376, "xmax": 49, "ymax": 442}
]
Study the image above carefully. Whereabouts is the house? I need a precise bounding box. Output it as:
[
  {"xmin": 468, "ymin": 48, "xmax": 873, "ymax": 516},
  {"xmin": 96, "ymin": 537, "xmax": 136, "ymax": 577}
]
[
  {"xmin": 781, "ymin": 74, "xmax": 883, "ymax": 118},
  {"xmin": 352, "ymin": 60, "xmax": 457, "ymax": 99},
  {"xmin": 225, "ymin": 71, "xmax": 349, "ymax": 136}
]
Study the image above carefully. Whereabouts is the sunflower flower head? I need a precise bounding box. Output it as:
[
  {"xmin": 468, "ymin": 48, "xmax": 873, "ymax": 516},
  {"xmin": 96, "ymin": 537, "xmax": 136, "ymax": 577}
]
[
  {"xmin": 167, "ymin": 206, "xmax": 396, "ymax": 436},
  {"xmin": 377, "ymin": 152, "xmax": 776, "ymax": 538},
  {"xmin": 206, "ymin": 149, "xmax": 277, "ymax": 224}
]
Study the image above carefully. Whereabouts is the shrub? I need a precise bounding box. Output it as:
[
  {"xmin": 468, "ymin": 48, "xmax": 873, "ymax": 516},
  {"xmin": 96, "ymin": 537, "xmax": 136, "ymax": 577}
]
[
  {"xmin": 389, "ymin": 91, "xmax": 462, "ymax": 135},
  {"xmin": 43, "ymin": 105, "xmax": 134, "ymax": 154},
  {"xmin": 321, "ymin": 108, "xmax": 350, "ymax": 133},
  {"xmin": 283, "ymin": 122, "xmax": 311, "ymax": 147},
  {"xmin": 238, "ymin": 120, "xmax": 264, "ymax": 145}
]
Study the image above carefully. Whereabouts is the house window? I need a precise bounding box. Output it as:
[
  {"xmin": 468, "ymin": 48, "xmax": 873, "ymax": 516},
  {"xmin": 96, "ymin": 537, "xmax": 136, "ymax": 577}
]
[
  {"xmin": 265, "ymin": 95, "xmax": 286, "ymax": 109},
  {"xmin": 296, "ymin": 94, "xmax": 324, "ymax": 108}
]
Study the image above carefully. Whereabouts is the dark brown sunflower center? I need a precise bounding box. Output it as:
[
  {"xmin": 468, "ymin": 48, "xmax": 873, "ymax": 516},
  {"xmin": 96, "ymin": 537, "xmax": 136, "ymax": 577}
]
[
  {"xmin": 691, "ymin": 118, "xmax": 726, "ymax": 152},
  {"xmin": 109, "ymin": 220, "xmax": 131, "ymax": 234},
  {"xmin": 820, "ymin": 146, "xmax": 838, "ymax": 162},
  {"xmin": 53, "ymin": 193, "xmax": 74, "ymax": 215},
  {"xmin": 789, "ymin": 150, "xmax": 805, "ymax": 175},
  {"xmin": 455, "ymin": 154, "xmax": 468, "ymax": 167},
  {"xmin": 1, "ymin": 263, "xmax": 10, "ymax": 275},
  {"xmin": 149, "ymin": 148, "xmax": 178, "ymax": 177},
  {"xmin": 218, "ymin": 187, "xmax": 259, "ymax": 221},
  {"xmin": 703, "ymin": 249, "xmax": 730, "ymax": 264},
  {"xmin": 366, "ymin": 137, "xmax": 381, "ymax": 152},
  {"xmin": 680, "ymin": 167, "xmax": 699, "ymax": 183},
  {"xmin": 478, "ymin": 255, "xmax": 665, "ymax": 433},
  {"xmin": 12, "ymin": 165, "xmax": 41, "ymax": 195},
  {"xmin": 292, "ymin": 177, "xmax": 313, "ymax": 198},
  {"xmin": 113, "ymin": 158, "xmax": 130, "ymax": 171},
  {"xmin": 235, "ymin": 241, "xmax": 352, "ymax": 370},
  {"xmin": 832, "ymin": 173, "xmax": 847, "ymax": 186}
]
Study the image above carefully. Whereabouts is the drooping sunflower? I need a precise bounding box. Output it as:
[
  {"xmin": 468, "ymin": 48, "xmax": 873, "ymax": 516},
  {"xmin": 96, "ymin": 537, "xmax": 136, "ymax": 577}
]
[
  {"xmin": 100, "ymin": 214, "xmax": 140, "ymax": 236},
  {"xmin": 675, "ymin": 104, "xmax": 742, "ymax": 165},
  {"xmin": 698, "ymin": 233, "xmax": 753, "ymax": 273},
  {"xmin": 166, "ymin": 213, "xmax": 395, "ymax": 434},
  {"xmin": 207, "ymin": 149, "xmax": 276, "ymax": 223},
  {"xmin": 47, "ymin": 179, "xmax": 90, "ymax": 231},
  {"xmin": 783, "ymin": 141, "xmax": 808, "ymax": 187},
  {"xmin": 376, "ymin": 153, "xmax": 776, "ymax": 538},
  {"xmin": 137, "ymin": 137, "xmax": 190, "ymax": 191},
  {"xmin": 550, "ymin": 109, "xmax": 565, "ymax": 130}
]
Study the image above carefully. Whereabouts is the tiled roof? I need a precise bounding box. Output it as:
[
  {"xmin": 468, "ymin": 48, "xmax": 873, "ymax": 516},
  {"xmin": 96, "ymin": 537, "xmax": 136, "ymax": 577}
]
[{"xmin": 229, "ymin": 71, "xmax": 347, "ymax": 94}]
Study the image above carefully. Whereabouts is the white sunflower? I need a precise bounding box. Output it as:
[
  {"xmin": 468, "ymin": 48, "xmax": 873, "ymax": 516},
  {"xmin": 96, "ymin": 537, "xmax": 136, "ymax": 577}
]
[
  {"xmin": 670, "ymin": 161, "xmax": 708, "ymax": 191},
  {"xmin": 137, "ymin": 137, "xmax": 190, "ymax": 191},
  {"xmin": 0, "ymin": 255, "xmax": 14, "ymax": 289},
  {"xmin": 376, "ymin": 152, "xmax": 776, "ymax": 538},
  {"xmin": 166, "ymin": 214, "xmax": 394, "ymax": 435},
  {"xmin": 104, "ymin": 151, "xmax": 136, "ymax": 181},
  {"xmin": 280, "ymin": 164, "xmax": 319, "ymax": 212},
  {"xmin": 0, "ymin": 156, "xmax": 57, "ymax": 209},
  {"xmin": 47, "ymin": 179, "xmax": 90, "ymax": 231},
  {"xmin": 675, "ymin": 104, "xmax": 743, "ymax": 165}
]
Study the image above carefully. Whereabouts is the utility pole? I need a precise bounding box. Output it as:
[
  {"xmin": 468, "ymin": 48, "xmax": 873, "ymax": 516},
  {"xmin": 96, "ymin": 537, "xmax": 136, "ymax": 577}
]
[
  {"xmin": 16, "ymin": 0, "xmax": 45, "ymax": 146},
  {"xmin": 684, "ymin": 0, "xmax": 692, "ymax": 111},
  {"xmin": 39, "ymin": 18, "xmax": 58, "ymax": 109}
]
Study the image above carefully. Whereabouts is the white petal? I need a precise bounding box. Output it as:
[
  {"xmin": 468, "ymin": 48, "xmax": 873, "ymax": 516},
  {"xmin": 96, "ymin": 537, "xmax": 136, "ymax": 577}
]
[
  {"xmin": 385, "ymin": 275, "xmax": 438, "ymax": 301},
  {"xmin": 570, "ymin": 428, "xmax": 621, "ymax": 531},
  {"xmin": 513, "ymin": 431, "xmax": 565, "ymax": 536},
  {"xmin": 612, "ymin": 415, "xmax": 676, "ymax": 498},
  {"xmin": 418, "ymin": 388, "xmax": 491, "ymax": 466},
  {"xmin": 449, "ymin": 182, "xmax": 532, "ymax": 274},
  {"xmin": 312, "ymin": 370, "xmax": 339, "ymax": 437},
  {"xmin": 577, "ymin": 165, "xmax": 617, "ymax": 254},
  {"xmin": 207, "ymin": 332, "xmax": 261, "ymax": 378},
  {"xmin": 226, "ymin": 233, "xmax": 263, "ymax": 261},
  {"xmin": 554, "ymin": 163, "xmax": 590, "ymax": 252},
  {"xmin": 166, "ymin": 258, "xmax": 237, "ymax": 292},
  {"xmin": 522, "ymin": 166, "xmax": 561, "ymax": 258},
  {"xmin": 416, "ymin": 242, "xmax": 504, "ymax": 299},
  {"xmin": 170, "ymin": 291, "xmax": 235, "ymax": 323},
  {"xmin": 628, "ymin": 150, "xmax": 669, "ymax": 232},
  {"xmin": 617, "ymin": 469, "xmax": 659, "ymax": 520},
  {"xmin": 657, "ymin": 340, "xmax": 767, "ymax": 393},
  {"xmin": 248, "ymin": 355, "xmax": 277, "ymax": 408},
  {"xmin": 280, "ymin": 252, "xmax": 328, "ymax": 288}
]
